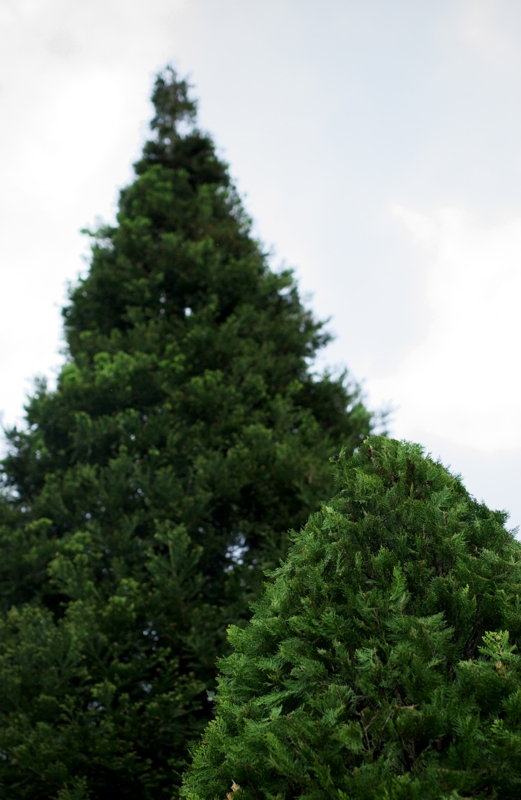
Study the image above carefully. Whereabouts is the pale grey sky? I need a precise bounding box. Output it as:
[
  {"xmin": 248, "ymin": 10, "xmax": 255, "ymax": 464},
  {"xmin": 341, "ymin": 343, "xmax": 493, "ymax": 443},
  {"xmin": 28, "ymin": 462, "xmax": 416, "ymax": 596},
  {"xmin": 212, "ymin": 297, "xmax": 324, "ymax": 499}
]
[{"xmin": 2, "ymin": 0, "xmax": 521, "ymax": 528}]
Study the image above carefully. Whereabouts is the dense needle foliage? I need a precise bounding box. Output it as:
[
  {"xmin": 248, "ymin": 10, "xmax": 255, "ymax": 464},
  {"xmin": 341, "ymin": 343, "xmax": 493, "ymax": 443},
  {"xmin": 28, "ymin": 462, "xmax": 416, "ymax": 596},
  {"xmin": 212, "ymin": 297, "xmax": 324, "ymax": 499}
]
[
  {"xmin": 182, "ymin": 437, "xmax": 521, "ymax": 800},
  {"xmin": 0, "ymin": 69, "xmax": 372, "ymax": 799}
]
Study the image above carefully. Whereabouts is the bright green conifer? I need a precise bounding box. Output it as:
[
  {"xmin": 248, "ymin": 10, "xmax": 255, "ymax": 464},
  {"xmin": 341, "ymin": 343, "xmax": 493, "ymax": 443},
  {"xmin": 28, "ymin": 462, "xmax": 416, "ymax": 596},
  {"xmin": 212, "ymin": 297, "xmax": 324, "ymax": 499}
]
[
  {"xmin": 0, "ymin": 68, "xmax": 372, "ymax": 799},
  {"xmin": 182, "ymin": 437, "xmax": 521, "ymax": 800}
]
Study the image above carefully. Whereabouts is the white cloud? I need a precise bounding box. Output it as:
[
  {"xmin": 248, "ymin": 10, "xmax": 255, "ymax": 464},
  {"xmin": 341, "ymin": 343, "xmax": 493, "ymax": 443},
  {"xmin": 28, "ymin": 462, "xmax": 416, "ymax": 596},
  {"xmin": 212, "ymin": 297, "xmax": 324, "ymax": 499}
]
[
  {"xmin": 369, "ymin": 205, "xmax": 521, "ymax": 452},
  {"xmin": 457, "ymin": 0, "xmax": 520, "ymax": 69},
  {"xmin": 0, "ymin": 0, "xmax": 189, "ymax": 431}
]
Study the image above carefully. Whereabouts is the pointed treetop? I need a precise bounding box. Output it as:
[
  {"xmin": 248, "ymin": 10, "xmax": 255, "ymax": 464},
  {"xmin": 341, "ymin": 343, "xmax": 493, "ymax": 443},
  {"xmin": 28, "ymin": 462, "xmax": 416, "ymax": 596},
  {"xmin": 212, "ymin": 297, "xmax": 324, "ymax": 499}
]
[{"xmin": 149, "ymin": 66, "xmax": 197, "ymax": 149}]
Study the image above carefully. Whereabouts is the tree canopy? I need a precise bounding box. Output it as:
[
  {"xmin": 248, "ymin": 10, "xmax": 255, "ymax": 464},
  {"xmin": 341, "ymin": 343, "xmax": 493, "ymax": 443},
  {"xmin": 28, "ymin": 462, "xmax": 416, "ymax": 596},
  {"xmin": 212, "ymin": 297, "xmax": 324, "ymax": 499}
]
[
  {"xmin": 0, "ymin": 68, "xmax": 373, "ymax": 799},
  {"xmin": 182, "ymin": 437, "xmax": 521, "ymax": 800}
]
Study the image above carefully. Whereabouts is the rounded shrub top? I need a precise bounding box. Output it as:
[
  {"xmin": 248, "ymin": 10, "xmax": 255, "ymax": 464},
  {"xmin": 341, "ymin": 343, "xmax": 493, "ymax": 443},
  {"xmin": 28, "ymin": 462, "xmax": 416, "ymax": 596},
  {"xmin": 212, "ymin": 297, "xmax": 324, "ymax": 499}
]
[{"xmin": 182, "ymin": 437, "xmax": 521, "ymax": 800}]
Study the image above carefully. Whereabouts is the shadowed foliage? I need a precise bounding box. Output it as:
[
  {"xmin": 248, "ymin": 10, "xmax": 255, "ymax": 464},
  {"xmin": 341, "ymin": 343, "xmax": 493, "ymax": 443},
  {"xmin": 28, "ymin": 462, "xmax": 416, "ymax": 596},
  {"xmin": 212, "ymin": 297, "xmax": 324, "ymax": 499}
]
[{"xmin": 0, "ymin": 68, "xmax": 373, "ymax": 799}]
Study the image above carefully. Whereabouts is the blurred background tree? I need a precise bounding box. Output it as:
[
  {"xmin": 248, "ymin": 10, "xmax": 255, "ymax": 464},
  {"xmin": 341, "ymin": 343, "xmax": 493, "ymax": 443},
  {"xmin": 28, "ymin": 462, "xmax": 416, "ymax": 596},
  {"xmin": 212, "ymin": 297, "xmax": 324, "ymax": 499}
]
[{"xmin": 0, "ymin": 68, "xmax": 374, "ymax": 799}]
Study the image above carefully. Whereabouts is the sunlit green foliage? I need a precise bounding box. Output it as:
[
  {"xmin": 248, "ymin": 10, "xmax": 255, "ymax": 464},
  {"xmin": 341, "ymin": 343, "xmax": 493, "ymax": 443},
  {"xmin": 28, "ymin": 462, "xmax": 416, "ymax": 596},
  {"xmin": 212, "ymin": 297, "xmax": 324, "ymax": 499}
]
[{"xmin": 182, "ymin": 437, "xmax": 521, "ymax": 800}]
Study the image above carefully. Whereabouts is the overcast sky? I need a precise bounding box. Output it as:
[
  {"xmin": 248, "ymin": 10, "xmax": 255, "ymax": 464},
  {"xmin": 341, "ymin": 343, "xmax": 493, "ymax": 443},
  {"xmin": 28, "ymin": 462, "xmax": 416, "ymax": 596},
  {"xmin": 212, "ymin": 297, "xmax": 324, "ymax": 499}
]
[{"xmin": 2, "ymin": 0, "xmax": 521, "ymax": 529}]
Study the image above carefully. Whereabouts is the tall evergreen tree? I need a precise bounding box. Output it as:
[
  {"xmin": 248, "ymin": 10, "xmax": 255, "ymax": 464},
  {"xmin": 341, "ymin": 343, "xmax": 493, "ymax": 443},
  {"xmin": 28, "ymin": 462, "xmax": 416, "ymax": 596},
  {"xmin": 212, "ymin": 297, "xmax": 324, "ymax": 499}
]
[
  {"xmin": 0, "ymin": 68, "xmax": 373, "ymax": 799},
  {"xmin": 182, "ymin": 437, "xmax": 521, "ymax": 800}
]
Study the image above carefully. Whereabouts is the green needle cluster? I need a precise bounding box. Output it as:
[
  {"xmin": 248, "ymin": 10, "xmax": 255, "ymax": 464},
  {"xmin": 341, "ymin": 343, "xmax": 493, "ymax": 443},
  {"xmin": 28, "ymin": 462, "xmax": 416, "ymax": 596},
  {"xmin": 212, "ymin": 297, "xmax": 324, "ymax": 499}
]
[{"xmin": 183, "ymin": 437, "xmax": 521, "ymax": 800}]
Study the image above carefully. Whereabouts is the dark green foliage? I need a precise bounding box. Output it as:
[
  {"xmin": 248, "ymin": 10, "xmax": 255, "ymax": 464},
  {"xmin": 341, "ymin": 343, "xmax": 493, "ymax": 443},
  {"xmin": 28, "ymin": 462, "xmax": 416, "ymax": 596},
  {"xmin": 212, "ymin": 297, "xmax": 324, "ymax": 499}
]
[
  {"xmin": 0, "ymin": 68, "xmax": 372, "ymax": 799},
  {"xmin": 182, "ymin": 437, "xmax": 521, "ymax": 800}
]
